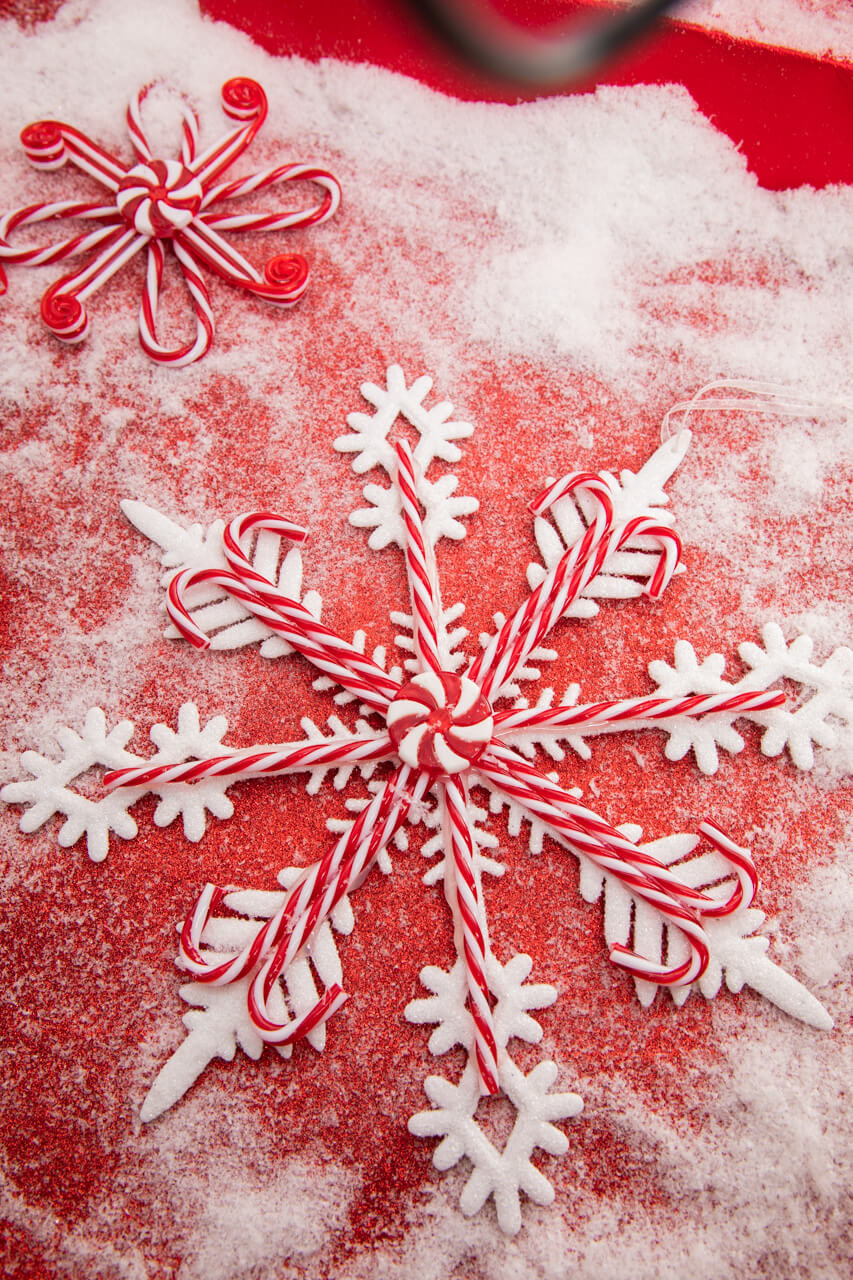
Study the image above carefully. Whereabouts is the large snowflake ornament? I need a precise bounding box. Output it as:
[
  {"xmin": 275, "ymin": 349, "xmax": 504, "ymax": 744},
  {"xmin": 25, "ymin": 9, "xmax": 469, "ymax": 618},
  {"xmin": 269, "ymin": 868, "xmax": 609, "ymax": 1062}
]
[
  {"xmin": 0, "ymin": 78, "xmax": 341, "ymax": 365},
  {"xmin": 4, "ymin": 367, "xmax": 848, "ymax": 1234}
]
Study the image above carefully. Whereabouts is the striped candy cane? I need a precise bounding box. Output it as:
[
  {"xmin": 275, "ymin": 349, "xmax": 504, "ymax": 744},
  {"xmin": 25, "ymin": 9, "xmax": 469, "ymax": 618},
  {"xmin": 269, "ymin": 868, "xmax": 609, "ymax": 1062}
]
[
  {"xmin": 469, "ymin": 472, "xmax": 614, "ymax": 699},
  {"xmin": 179, "ymin": 767, "xmax": 428, "ymax": 1044},
  {"xmin": 478, "ymin": 742, "xmax": 757, "ymax": 986},
  {"xmin": 441, "ymin": 775, "xmax": 500, "ymax": 1094},
  {"xmin": 394, "ymin": 439, "xmax": 444, "ymax": 674},
  {"xmin": 103, "ymin": 732, "xmax": 395, "ymax": 791},
  {"xmin": 167, "ymin": 562, "xmax": 399, "ymax": 711},
  {"xmin": 219, "ymin": 512, "xmax": 401, "ymax": 708},
  {"xmin": 495, "ymin": 688, "xmax": 786, "ymax": 735},
  {"xmin": 471, "ymin": 474, "xmax": 682, "ymax": 701}
]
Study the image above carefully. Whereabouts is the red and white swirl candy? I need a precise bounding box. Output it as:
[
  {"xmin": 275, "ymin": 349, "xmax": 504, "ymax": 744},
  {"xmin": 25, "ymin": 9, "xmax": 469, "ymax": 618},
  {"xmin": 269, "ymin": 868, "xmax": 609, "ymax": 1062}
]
[
  {"xmin": 116, "ymin": 160, "xmax": 203, "ymax": 237},
  {"xmin": 387, "ymin": 672, "xmax": 494, "ymax": 774}
]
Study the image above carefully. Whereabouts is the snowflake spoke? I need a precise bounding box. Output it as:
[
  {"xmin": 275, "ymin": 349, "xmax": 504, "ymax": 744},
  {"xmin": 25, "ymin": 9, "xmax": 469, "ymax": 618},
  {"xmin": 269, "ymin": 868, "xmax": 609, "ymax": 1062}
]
[
  {"xmin": 103, "ymin": 732, "xmax": 394, "ymax": 790},
  {"xmin": 394, "ymin": 439, "xmax": 447, "ymax": 673},
  {"xmin": 470, "ymin": 471, "xmax": 682, "ymax": 702},
  {"xmin": 439, "ymin": 775, "xmax": 500, "ymax": 1094},
  {"xmin": 201, "ymin": 162, "xmax": 341, "ymax": 230},
  {"xmin": 178, "ymin": 218, "xmax": 310, "ymax": 304},
  {"xmin": 495, "ymin": 687, "xmax": 785, "ymax": 738},
  {"xmin": 39, "ymin": 226, "xmax": 146, "ymax": 343},
  {"xmin": 137, "ymin": 240, "xmax": 214, "ymax": 367},
  {"xmin": 479, "ymin": 742, "xmax": 720, "ymax": 986},
  {"xmin": 20, "ymin": 116, "xmax": 127, "ymax": 186},
  {"xmin": 167, "ymin": 545, "xmax": 400, "ymax": 712}
]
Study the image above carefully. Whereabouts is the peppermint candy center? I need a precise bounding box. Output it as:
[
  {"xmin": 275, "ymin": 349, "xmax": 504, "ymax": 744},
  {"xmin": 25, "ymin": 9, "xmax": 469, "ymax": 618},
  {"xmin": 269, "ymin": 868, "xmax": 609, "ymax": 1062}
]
[
  {"xmin": 117, "ymin": 160, "xmax": 203, "ymax": 237},
  {"xmin": 387, "ymin": 672, "xmax": 494, "ymax": 774}
]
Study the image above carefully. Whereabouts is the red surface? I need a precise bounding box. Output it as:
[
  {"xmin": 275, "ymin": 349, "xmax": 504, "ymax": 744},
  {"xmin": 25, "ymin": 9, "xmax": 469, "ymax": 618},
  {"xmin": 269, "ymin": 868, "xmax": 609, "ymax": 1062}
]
[{"xmin": 199, "ymin": 0, "xmax": 853, "ymax": 191}]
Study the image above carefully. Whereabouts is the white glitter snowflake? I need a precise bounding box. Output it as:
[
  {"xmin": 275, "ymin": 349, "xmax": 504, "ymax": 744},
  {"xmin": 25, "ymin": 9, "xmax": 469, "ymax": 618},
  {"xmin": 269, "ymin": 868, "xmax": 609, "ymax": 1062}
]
[{"xmin": 4, "ymin": 366, "xmax": 848, "ymax": 1234}]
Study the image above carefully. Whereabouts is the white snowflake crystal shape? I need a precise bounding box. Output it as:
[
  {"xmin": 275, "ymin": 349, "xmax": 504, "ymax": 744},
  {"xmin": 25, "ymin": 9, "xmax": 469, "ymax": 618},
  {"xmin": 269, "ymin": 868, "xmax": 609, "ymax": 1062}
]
[{"xmin": 3, "ymin": 365, "xmax": 847, "ymax": 1234}]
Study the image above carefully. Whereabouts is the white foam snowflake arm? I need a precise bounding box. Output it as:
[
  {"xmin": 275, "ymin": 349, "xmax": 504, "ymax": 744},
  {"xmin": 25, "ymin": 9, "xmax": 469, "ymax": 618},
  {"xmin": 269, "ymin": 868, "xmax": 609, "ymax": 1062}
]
[
  {"xmin": 1, "ymin": 703, "xmax": 292, "ymax": 859},
  {"xmin": 141, "ymin": 873, "xmax": 354, "ymax": 1122},
  {"xmin": 577, "ymin": 825, "xmax": 833, "ymax": 1028},
  {"xmin": 738, "ymin": 625, "xmax": 853, "ymax": 769},
  {"xmin": 406, "ymin": 953, "xmax": 582, "ymax": 1234},
  {"xmin": 409, "ymin": 1057, "xmax": 581, "ymax": 1235},
  {"xmin": 336, "ymin": 364, "xmax": 474, "ymax": 475},
  {"xmin": 524, "ymin": 429, "xmax": 690, "ymax": 620},
  {"xmin": 648, "ymin": 625, "xmax": 853, "ymax": 774},
  {"xmin": 1, "ymin": 708, "xmax": 142, "ymax": 862},
  {"xmin": 336, "ymin": 365, "xmax": 478, "ymax": 551},
  {"xmin": 122, "ymin": 500, "xmax": 322, "ymax": 658}
]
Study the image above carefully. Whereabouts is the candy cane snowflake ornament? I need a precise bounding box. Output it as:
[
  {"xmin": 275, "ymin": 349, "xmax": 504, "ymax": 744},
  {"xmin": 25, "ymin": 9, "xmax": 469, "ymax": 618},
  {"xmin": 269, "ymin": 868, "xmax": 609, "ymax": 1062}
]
[
  {"xmin": 3, "ymin": 367, "xmax": 845, "ymax": 1234},
  {"xmin": 0, "ymin": 78, "xmax": 341, "ymax": 365}
]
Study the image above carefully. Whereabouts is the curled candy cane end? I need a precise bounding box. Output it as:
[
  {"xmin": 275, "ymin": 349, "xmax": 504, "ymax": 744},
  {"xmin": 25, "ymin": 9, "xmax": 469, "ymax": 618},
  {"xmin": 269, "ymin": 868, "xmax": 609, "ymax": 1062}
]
[
  {"xmin": 41, "ymin": 289, "xmax": 87, "ymax": 342},
  {"xmin": 264, "ymin": 253, "xmax": 309, "ymax": 299},
  {"xmin": 221, "ymin": 77, "xmax": 266, "ymax": 122},
  {"xmin": 20, "ymin": 120, "xmax": 65, "ymax": 164}
]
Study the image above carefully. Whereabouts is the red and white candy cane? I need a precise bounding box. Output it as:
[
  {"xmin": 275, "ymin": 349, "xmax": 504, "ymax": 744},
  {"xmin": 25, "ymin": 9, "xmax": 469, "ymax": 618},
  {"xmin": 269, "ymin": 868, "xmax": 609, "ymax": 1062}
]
[
  {"xmin": 103, "ymin": 732, "xmax": 395, "ymax": 791},
  {"xmin": 695, "ymin": 821, "xmax": 758, "ymax": 916},
  {"xmin": 0, "ymin": 77, "xmax": 341, "ymax": 364},
  {"xmin": 478, "ymin": 743, "xmax": 753, "ymax": 987},
  {"xmin": 484, "ymin": 740, "xmax": 720, "ymax": 913},
  {"xmin": 138, "ymin": 238, "xmax": 214, "ymax": 366},
  {"xmin": 495, "ymin": 688, "xmax": 786, "ymax": 736},
  {"xmin": 180, "ymin": 884, "xmax": 348, "ymax": 1049},
  {"xmin": 394, "ymin": 439, "xmax": 444, "ymax": 674},
  {"xmin": 179, "ymin": 767, "xmax": 428, "ymax": 1044},
  {"xmin": 469, "ymin": 472, "xmax": 615, "ymax": 699},
  {"xmin": 247, "ymin": 767, "xmax": 430, "ymax": 1043},
  {"xmin": 471, "ymin": 472, "xmax": 682, "ymax": 701},
  {"xmin": 441, "ymin": 775, "xmax": 500, "ymax": 1094},
  {"xmin": 39, "ymin": 228, "xmax": 146, "ymax": 342},
  {"xmin": 217, "ymin": 512, "xmax": 401, "ymax": 708}
]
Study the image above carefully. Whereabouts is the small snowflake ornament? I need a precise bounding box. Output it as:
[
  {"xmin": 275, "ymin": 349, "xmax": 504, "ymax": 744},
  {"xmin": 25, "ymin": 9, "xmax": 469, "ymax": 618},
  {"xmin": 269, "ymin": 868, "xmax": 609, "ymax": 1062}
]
[
  {"xmin": 0, "ymin": 78, "xmax": 341, "ymax": 364},
  {"xmin": 4, "ymin": 366, "xmax": 848, "ymax": 1234}
]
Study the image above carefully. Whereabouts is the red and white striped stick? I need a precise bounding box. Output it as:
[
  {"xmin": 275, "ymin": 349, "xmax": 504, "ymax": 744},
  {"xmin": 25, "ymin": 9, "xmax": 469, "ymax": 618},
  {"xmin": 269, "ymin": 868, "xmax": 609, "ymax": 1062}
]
[
  {"xmin": 180, "ymin": 883, "xmax": 348, "ymax": 1049},
  {"xmin": 478, "ymin": 744, "xmax": 731, "ymax": 986},
  {"xmin": 441, "ymin": 775, "xmax": 500, "ymax": 1094},
  {"xmin": 39, "ymin": 226, "xmax": 146, "ymax": 342},
  {"xmin": 166, "ymin": 562, "xmax": 399, "ymax": 712},
  {"xmin": 20, "ymin": 118, "xmax": 126, "ymax": 186},
  {"xmin": 202, "ymin": 163, "xmax": 341, "ymax": 229},
  {"xmin": 0, "ymin": 202, "xmax": 120, "ymax": 267},
  {"xmin": 696, "ymin": 820, "xmax": 758, "ymax": 915},
  {"xmin": 178, "ymin": 219, "xmax": 311, "ymax": 305},
  {"xmin": 495, "ymin": 688, "xmax": 786, "ymax": 734},
  {"xmin": 126, "ymin": 88, "xmax": 200, "ymax": 167},
  {"xmin": 469, "ymin": 473, "xmax": 614, "ymax": 699},
  {"xmin": 471, "ymin": 480, "xmax": 682, "ymax": 702},
  {"xmin": 394, "ymin": 439, "xmax": 444, "ymax": 674},
  {"xmin": 217, "ymin": 512, "xmax": 401, "ymax": 707},
  {"xmin": 103, "ymin": 732, "xmax": 395, "ymax": 791},
  {"xmin": 247, "ymin": 767, "xmax": 430, "ymax": 1042},
  {"xmin": 484, "ymin": 740, "xmax": 720, "ymax": 911},
  {"xmin": 179, "ymin": 767, "xmax": 428, "ymax": 1044},
  {"xmin": 179, "ymin": 766, "xmax": 422, "ymax": 986},
  {"xmin": 190, "ymin": 77, "xmax": 269, "ymax": 188}
]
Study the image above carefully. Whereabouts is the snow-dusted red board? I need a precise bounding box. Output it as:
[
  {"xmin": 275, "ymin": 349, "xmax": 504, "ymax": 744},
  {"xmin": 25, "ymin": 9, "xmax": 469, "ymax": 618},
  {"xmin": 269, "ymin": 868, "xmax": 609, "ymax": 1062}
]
[{"xmin": 1, "ymin": 2, "xmax": 851, "ymax": 1278}]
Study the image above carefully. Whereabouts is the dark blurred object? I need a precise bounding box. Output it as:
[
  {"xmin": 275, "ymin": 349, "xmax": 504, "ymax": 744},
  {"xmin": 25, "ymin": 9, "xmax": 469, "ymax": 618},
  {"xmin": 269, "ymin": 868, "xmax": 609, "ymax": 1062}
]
[
  {"xmin": 199, "ymin": 0, "xmax": 853, "ymax": 192},
  {"xmin": 409, "ymin": 0, "xmax": 682, "ymax": 87},
  {"xmin": 4, "ymin": 0, "xmax": 851, "ymax": 193}
]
